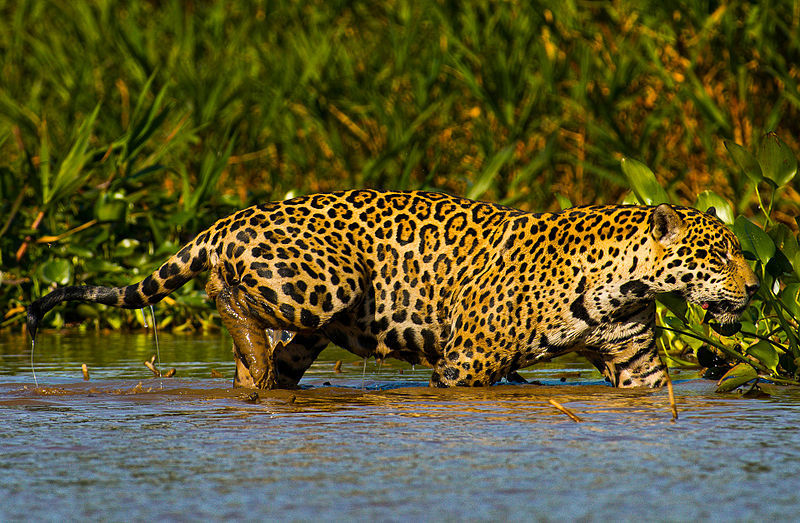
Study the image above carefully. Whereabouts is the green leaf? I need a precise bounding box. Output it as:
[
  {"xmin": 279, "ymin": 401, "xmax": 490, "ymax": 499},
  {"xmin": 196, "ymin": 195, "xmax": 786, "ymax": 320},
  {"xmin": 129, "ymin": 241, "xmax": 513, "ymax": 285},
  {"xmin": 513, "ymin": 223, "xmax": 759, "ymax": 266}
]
[
  {"xmin": 76, "ymin": 304, "xmax": 99, "ymax": 319},
  {"xmin": 663, "ymin": 315, "xmax": 686, "ymax": 330},
  {"xmin": 620, "ymin": 157, "xmax": 669, "ymax": 205},
  {"xmin": 724, "ymin": 139, "xmax": 763, "ymax": 184},
  {"xmin": 620, "ymin": 191, "xmax": 639, "ymax": 205},
  {"xmin": 746, "ymin": 340, "xmax": 783, "ymax": 373},
  {"xmin": 83, "ymin": 259, "xmax": 125, "ymax": 274},
  {"xmin": 757, "ymin": 132, "xmax": 798, "ymax": 187},
  {"xmin": 46, "ymin": 104, "xmax": 102, "ymax": 207},
  {"xmin": 733, "ymin": 216, "xmax": 775, "ymax": 264},
  {"xmin": 766, "ymin": 249, "xmax": 793, "ymax": 278},
  {"xmin": 709, "ymin": 321, "xmax": 742, "ymax": 336},
  {"xmin": 782, "ymin": 283, "xmax": 800, "ymax": 317},
  {"xmin": 113, "ymin": 238, "xmax": 141, "ymax": 258},
  {"xmin": 694, "ymin": 191, "xmax": 734, "ymax": 224},
  {"xmin": 39, "ymin": 259, "xmax": 73, "ymax": 286},
  {"xmin": 716, "ymin": 363, "xmax": 758, "ymax": 392},
  {"xmin": 658, "ymin": 292, "xmax": 688, "ymax": 322},
  {"xmin": 467, "ymin": 146, "xmax": 514, "ymax": 200},
  {"xmin": 95, "ymin": 191, "xmax": 128, "ymax": 222},
  {"xmin": 769, "ymin": 225, "xmax": 800, "ymax": 280},
  {"xmin": 555, "ymin": 194, "xmax": 572, "ymax": 210}
]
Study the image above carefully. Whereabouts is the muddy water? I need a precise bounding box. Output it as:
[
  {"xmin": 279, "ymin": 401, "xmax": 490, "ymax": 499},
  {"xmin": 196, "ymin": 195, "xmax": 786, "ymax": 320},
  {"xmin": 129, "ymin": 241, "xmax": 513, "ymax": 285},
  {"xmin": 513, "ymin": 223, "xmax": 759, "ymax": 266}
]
[{"xmin": 2, "ymin": 332, "xmax": 800, "ymax": 521}]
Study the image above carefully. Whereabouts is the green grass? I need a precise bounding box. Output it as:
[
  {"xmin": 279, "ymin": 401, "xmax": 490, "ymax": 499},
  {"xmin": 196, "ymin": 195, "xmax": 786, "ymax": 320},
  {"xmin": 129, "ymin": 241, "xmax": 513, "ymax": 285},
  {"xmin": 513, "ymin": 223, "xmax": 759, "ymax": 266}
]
[{"xmin": 1, "ymin": 0, "xmax": 799, "ymax": 334}]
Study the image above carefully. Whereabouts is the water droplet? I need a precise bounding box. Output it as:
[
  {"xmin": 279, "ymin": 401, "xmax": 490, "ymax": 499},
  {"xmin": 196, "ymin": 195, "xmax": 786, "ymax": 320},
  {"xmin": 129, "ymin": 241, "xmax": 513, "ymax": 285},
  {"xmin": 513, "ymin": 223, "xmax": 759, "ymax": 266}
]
[{"xmin": 30, "ymin": 338, "xmax": 38, "ymax": 388}]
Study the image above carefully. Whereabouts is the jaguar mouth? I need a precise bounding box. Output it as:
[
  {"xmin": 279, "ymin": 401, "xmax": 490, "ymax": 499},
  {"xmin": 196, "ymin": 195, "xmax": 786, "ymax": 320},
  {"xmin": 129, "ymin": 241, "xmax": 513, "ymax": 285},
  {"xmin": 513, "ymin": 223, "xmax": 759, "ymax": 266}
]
[
  {"xmin": 700, "ymin": 299, "xmax": 747, "ymax": 320},
  {"xmin": 701, "ymin": 299, "xmax": 748, "ymax": 334}
]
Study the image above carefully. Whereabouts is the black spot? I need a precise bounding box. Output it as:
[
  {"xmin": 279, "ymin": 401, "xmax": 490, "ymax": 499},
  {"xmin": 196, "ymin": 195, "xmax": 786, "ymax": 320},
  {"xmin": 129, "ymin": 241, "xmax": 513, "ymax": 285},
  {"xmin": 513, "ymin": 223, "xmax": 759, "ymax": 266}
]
[
  {"xmin": 124, "ymin": 285, "xmax": 145, "ymax": 307},
  {"xmin": 159, "ymin": 263, "xmax": 180, "ymax": 279},
  {"xmin": 190, "ymin": 249, "xmax": 208, "ymax": 272},
  {"xmin": 259, "ymin": 286, "xmax": 278, "ymax": 304},
  {"xmin": 300, "ymin": 309, "xmax": 320, "ymax": 328},
  {"xmin": 570, "ymin": 295, "xmax": 598, "ymax": 326},
  {"xmin": 385, "ymin": 329, "xmax": 403, "ymax": 352},
  {"xmin": 279, "ymin": 303, "xmax": 295, "ymax": 322},
  {"xmin": 403, "ymin": 328, "xmax": 420, "ymax": 352},
  {"xmin": 421, "ymin": 329, "xmax": 437, "ymax": 360},
  {"xmin": 177, "ymin": 246, "xmax": 192, "ymax": 263},
  {"xmin": 620, "ymin": 280, "xmax": 649, "ymax": 298},
  {"xmin": 141, "ymin": 276, "xmax": 159, "ymax": 296},
  {"xmin": 164, "ymin": 275, "xmax": 189, "ymax": 290}
]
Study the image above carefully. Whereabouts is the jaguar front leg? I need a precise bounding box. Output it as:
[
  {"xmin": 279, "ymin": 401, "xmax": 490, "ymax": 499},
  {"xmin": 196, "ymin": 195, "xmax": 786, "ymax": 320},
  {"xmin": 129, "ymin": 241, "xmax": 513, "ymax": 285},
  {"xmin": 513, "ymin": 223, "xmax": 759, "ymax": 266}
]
[{"xmin": 591, "ymin": 326, "xmax": 668, "ymax": 388}]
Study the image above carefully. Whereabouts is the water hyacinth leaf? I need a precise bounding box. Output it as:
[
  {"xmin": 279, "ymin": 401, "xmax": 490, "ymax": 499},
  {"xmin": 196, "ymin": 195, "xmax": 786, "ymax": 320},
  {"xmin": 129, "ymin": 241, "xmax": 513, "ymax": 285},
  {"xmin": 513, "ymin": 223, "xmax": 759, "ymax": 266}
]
[
  {"xmin": 39, "ymin": 258, "xmax": 73, "ymax": 285},
  {"xmin": 708, "ymin": 321, "xmax": 742, "ymax": 336},
  {"xmin": 694, "ymin": 191, "xmax": 734, "ymax": 224},
  {"xmin": 658, "ymin": 292, "xmax": 688, "ymax": 322},
  {"xmin": 757, "ymin": 132, "xmax": 798, "ymax": 187},
  {"xmin": 620, "ymin": 157, "xmax": 669, "ymax": 205},
  {"xmin": 724, "ymin": 139, "xmax": 763, "ymax": 184},
  {"xmin": 782, "ymin": 283, "xmax": 800, "ymax": 317},
  {"xmin": 766, "ymin": 249, "xmax": 793, "ymax": 278},
  {"xmin": 733, "ymin": 216, "xmax": 775, "ymax": 264},
  {"xmin": 770, "ymin": 223, "xmax": 799, "ymax": 260},
  {"xmin": 746, "ymin": 340, "xmax": 783, "ymax": 373},
  {"xmin": 768, "ymin": 224, "xmax": 800, "ymax": 279},
  {"xmin": 716, "ymin": 363, "xmax": 758, "ymax": 392},
  {"xmin": 663, "ymin": 315, "xmax": 686, "ymax": 331}
]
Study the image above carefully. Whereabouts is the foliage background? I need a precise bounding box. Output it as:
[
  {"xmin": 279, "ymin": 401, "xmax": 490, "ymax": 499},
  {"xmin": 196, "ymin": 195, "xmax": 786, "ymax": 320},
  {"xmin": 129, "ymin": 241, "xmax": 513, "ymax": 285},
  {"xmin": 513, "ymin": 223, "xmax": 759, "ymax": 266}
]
[{"xmin": 1, "ymin": 0, "xmax": 799, "ymax": 333}]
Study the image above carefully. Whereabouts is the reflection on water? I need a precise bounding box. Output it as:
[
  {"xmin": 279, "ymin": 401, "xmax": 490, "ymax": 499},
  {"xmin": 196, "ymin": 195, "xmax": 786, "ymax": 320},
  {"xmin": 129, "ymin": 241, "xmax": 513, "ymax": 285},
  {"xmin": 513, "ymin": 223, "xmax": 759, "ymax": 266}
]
[{"xmin": 2, "ymin": 331, "xmax": 800, "ymax": 520}]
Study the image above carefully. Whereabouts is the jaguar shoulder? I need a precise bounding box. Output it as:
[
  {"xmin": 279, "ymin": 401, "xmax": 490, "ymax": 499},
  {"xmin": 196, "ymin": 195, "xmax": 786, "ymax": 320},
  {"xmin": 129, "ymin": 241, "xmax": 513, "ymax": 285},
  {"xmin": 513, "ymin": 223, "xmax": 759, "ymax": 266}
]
[{"xmin": 27, "ymin": 190, "xmax": 759, "ymax": 389}]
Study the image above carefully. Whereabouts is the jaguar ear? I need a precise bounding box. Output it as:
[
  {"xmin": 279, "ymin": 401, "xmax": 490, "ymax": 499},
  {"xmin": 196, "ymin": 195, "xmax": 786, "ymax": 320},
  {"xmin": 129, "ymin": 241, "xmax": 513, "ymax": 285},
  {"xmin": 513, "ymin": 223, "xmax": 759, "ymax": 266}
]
[
  {"xmin": 650, "ymin": 204, "xmax": 684, "ymax": 245},
  {"xmin": 706, "ymin": 206, "xmax": 717, "ymax": 218}
]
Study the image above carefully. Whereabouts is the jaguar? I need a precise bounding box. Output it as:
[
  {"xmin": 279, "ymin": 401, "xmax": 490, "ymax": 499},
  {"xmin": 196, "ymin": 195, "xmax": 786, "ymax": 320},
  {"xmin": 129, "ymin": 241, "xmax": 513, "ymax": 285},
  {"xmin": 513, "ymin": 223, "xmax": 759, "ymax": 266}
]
[{"xmin": 27, "ymin": 190, "xmax": 759, "ymax": 389}]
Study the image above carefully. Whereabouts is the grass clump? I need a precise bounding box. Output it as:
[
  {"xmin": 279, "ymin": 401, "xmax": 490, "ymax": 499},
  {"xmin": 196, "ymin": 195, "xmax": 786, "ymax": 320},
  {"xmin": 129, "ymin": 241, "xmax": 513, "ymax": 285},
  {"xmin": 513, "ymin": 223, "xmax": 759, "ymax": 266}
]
[{"xmin": 0, "ymin": 0, "xmax": 799, "ymax": 336}]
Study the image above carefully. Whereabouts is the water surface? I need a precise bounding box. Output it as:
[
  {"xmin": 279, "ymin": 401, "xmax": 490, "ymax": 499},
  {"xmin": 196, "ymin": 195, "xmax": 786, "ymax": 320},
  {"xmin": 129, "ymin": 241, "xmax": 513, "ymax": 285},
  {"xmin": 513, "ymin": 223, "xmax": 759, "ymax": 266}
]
[{"xmin": 2, "ymin": 332, "xmax": 799, "ymax": 521}]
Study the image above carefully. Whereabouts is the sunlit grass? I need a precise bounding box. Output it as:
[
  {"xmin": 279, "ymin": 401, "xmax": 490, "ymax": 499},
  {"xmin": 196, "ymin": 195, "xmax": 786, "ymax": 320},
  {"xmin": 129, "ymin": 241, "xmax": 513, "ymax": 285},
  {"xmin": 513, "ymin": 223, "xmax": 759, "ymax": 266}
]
[{"xmin": 1, "ymin": 0, "xmax": 799, "ymax": 331}]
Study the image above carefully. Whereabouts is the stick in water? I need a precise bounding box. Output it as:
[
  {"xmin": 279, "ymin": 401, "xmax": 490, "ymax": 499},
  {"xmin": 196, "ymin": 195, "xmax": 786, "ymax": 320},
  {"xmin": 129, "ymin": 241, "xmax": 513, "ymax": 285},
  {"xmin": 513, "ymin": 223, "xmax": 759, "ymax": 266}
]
[
  {"xmin": 548, "ymin": 398, "xmax": 583, "ymax": 422},
  {"xmin": 665, "ymin": 372, "xmax": 678, "ymax": 422}
]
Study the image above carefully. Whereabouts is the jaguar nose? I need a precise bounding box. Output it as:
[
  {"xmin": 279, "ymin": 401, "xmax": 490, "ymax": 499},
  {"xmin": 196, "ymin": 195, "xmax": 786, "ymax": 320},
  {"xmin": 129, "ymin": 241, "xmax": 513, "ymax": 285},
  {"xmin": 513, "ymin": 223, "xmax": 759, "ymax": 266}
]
[{"xmin": 745, "ymin": 282, "xmax": 760, "ymax": 297}]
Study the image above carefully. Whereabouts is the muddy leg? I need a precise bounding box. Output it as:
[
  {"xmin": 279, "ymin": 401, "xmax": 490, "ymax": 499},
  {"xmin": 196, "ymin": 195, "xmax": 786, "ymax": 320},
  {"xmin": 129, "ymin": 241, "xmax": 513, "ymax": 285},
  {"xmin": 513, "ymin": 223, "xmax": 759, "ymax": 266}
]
[
  {"xmin": 232, "ymin": 333, "xmax": 329, "ymax": 389},
  {"xmin": 272, "ymin": 334, "xmax": 330, "ymax": 388},
  {"xmin": 216, "ymin": 286, "xmax": 276, "ymax": 390}
]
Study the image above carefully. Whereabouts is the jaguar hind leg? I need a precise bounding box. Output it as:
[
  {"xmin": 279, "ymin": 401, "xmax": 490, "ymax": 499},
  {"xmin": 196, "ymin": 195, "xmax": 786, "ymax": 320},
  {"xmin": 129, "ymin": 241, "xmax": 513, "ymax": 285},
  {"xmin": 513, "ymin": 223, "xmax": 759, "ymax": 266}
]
[
  {"xmin": 215, "ymin": 286, "xmax": 277, "ymax": 389},
  {"xmin": 230, "ymin": 329, "xmax": 330, "ymax": 389},
  {"xmin": 271, "ymin": 333, "xmax": 330, "ymax": 388}
]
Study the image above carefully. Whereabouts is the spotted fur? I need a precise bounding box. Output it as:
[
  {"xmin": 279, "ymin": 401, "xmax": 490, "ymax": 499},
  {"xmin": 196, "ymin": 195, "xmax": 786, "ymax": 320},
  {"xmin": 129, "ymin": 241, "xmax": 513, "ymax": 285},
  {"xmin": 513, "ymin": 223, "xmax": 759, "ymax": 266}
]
[{"xmin": 27, "ymin": 190, "xmax": 759, "ymax": 388}]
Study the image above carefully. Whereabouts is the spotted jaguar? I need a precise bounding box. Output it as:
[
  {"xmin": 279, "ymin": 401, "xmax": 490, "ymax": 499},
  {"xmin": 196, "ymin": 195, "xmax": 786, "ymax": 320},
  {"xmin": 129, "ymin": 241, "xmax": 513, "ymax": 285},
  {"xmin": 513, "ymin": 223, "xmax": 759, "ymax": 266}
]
[{"xmin": 27, "ymin": 190, "xmax": 759, "ymax": 389}]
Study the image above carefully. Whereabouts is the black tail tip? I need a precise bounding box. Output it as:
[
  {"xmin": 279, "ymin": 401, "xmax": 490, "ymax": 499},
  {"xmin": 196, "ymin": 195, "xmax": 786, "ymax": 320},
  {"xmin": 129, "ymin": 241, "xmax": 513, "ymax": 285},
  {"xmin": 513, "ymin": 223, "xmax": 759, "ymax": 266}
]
[{"xmin": 26, "ymin": 302, "xmax": 41, "ymax": 341}]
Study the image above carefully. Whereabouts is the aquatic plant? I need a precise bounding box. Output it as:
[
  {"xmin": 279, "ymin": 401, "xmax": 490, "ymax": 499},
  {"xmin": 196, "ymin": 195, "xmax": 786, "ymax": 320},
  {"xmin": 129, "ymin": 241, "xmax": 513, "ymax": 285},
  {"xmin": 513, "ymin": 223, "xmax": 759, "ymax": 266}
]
[
  {"xmin": 622, "ymin": 132, "xmax": 800, "ymax": 388},
  {"xmin": 1, "ymin": 0, "xmax": 799, "ymax": 336}
]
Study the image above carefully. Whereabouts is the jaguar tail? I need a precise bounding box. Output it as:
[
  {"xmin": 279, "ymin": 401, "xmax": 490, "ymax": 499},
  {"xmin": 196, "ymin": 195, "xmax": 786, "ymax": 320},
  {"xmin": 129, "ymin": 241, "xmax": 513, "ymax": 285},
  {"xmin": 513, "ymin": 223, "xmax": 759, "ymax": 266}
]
[{"xmin": 27, "ymin": 231, "xmax": 213, "ymax": 341}]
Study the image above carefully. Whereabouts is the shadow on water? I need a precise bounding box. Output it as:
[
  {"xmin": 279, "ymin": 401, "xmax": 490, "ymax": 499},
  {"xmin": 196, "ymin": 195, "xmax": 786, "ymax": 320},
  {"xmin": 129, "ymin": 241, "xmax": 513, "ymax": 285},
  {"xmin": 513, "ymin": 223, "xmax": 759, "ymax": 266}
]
[{"xmin": 3, "ymin": 331, "xmax": 800, "ymax": 520}]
